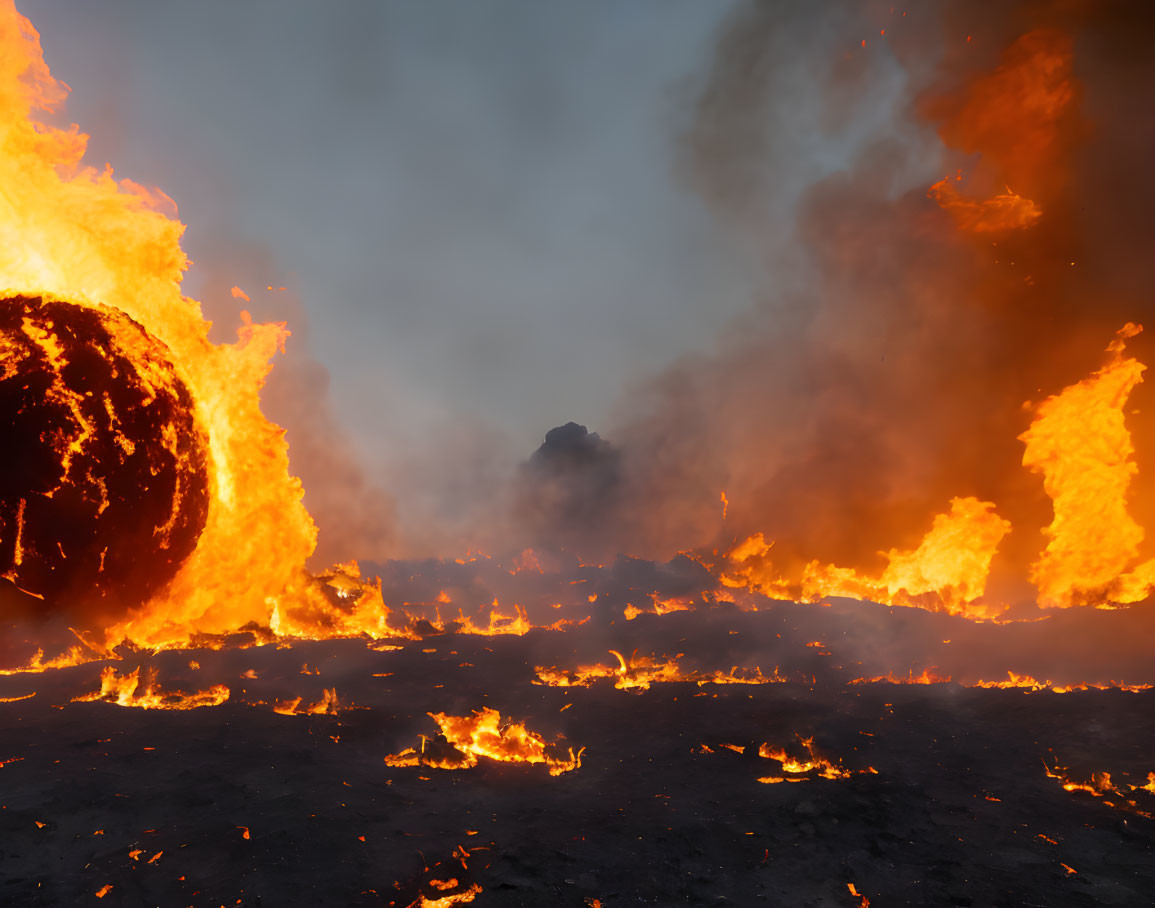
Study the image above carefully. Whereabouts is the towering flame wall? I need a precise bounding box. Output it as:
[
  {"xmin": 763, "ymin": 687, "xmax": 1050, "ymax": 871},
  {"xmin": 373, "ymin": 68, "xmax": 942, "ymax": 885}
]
[{"xmin": 0, "ymin": 1, "xmax": 316, "ymax": 645}]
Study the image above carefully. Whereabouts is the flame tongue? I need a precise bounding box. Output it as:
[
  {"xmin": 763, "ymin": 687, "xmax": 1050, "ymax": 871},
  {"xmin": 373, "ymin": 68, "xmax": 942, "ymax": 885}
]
[
  {"xmin": 72, "ymin": 665, "xmax": 229, "ymax": 710},
  {"xmin": 1020, "ymin": 323, "xmax": 1155, "ymax": 606}
]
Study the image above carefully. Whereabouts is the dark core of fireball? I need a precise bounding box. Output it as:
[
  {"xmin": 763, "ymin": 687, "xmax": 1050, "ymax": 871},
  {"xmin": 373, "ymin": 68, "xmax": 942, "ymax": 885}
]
[{"xmin": 0, "ymin": 294, "xmax": 209, "ymax": 621}]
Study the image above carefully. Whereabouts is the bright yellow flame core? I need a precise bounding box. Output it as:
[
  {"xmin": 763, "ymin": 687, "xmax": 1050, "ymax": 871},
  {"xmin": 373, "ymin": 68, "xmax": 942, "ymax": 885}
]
[
  {"xmin": 1020, "ymin": 324, "xmax": 1155, "ymax": 606},
  {"xmin": 720, "ymin": 498, "xmax": 1010, "ymax": 618},
  {"xmin": 0, "ymin": 5, "xmax": 316, "ymax": 645},
  {"xmin": 800, "ymin": 496, "xmax": 1010, "ymax": 617}
]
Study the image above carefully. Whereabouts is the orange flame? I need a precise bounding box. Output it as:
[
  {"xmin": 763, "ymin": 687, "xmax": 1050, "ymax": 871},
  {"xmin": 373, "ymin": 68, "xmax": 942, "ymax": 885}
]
[
  {"xmin": 406, "ymin": 882, "xmax": 483, "ymax": 908},
  {"xmin": 970, "ymin": 673, "xmax": 1152, "ymax": 693},
  {"xmin": 72, "ymin": 665, "xmax": 228, "ymax": 709},
  {"xmin": 623, "ymin": 593, "xmax": 698, "ymax": 621},
  {"xmin": 732, "ymin": 735, "xmax": 876, "ymax": 784},
  {"xmin": 1044, "ymin": 760, "xmax": 1154, "ymax": 819},
  {"xmin": 385, "ymin": 707, "xmax": 583, "ymax": 776},
  {"xmin": 0, "ymin": 644, "xmax": 110, "ymax": 675},
  {"xmin": 273, "ymin": 688, "xmax": 340, "ymax": 716},
  {"xmin": 534, "ymin": 650, "xmax": 784, "ymax": 691},
  {"xmin": 717, "ymin": 533, "xmax": 792, "ymax": 599},
  {"xmin": 712, "ymin": 497, "xmax": 1010, "ymax": 618},
  {"xmin": 847, "ymin": 882, "xmax": 870, "ymax": 908},
  {"xmin": 756, "ymin": 737, "xmax": 853, "ymax": 781},
  {"xmin": 0, "ymin": 3, "xmax": 315, "ymax": 648},
  {"xmin": 801, "ymin": 497, "xmax": 1010, "ymax": 616},
  {"xmin": 1021, "ymin": 324, "xmax": 1155, "ymax": 606}
]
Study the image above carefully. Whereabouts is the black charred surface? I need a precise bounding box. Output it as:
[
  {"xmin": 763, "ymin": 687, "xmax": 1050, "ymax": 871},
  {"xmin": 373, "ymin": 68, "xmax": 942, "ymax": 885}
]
[
  {"xmin": 0, "ymin": 295, "xmax": 209, "ymax": 622},
  {"xmin": 0, "ymin": 602, "xmax": 1153, "ymax": 907}
]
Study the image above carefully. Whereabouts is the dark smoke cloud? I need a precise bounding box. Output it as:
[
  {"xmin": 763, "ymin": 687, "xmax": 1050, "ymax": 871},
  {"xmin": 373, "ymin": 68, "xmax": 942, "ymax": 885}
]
[{"xmin": 512, "ymin": 422, "xmax": 622, "ymax": 558}]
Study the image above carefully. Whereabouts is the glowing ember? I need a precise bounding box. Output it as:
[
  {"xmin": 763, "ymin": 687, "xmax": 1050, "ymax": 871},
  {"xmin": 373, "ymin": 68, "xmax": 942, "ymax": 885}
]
[
  {"xmin": 72, "ymin": 665, "xmax": 228, "ymax": 710},
  {"xmin": 405, "ymin": 883, "xmax": 484, "ymax": 908},
  {"xmin": 273, "ymin": 688, "xmax": 340, "ymax": 716},
  {"xmin": 385, "ymin": 708, "xmax": 583, "ymax": 776},
  {"xmin": 534, "ymin": 649, "xmax": 784, "ymax": 691},
  {"xmin": 847, "ymin": 882, "xmax": 871, "ymax": 908}
]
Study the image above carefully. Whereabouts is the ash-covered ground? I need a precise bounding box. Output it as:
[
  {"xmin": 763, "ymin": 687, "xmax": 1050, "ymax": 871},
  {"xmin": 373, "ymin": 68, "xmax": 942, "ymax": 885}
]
[{"xmin": 1, "ymin": 561, "xmax": 1153, "ymax": 907}]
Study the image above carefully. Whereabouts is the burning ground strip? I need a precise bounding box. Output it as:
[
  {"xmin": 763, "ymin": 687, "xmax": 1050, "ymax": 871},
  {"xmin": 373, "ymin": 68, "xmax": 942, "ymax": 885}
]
[{"xmin": 1, "ymin": 596, "xmax": 1154, "ymax": 905}]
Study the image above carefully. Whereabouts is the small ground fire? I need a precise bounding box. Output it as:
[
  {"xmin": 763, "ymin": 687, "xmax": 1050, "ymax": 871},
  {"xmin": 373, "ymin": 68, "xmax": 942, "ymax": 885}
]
[{"xmin": 1, "ymin": 1, "xmax": 1154, "ymax": 907}]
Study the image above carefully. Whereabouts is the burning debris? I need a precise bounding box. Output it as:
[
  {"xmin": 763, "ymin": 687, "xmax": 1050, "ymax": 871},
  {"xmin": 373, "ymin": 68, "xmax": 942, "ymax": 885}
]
[{"xmin": 385, "ymin": 708, "xmax": 584, "ymax": 776}]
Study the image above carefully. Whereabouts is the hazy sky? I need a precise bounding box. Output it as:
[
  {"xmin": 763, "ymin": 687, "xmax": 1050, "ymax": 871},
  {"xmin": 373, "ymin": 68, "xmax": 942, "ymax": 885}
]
[
  {"xmin": 18, "ymin": 1, "xmax": 922, "ymax": 556},
  {"xmin": 21, "ymin": 1, "xmax": 760, "ymax": 457}
]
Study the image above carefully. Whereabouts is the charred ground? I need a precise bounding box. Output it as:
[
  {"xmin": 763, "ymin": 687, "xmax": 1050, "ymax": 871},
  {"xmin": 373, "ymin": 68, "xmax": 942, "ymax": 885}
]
[{"xmin": 1, "ymin": 581, "xmax": 1152, "ymax": 908}]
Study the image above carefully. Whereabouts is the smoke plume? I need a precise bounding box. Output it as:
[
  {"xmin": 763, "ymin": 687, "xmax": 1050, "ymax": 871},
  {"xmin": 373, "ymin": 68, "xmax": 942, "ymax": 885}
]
[{"xmin": 544, "ymin": 0, "xmax": 1155, "ymax": 610}]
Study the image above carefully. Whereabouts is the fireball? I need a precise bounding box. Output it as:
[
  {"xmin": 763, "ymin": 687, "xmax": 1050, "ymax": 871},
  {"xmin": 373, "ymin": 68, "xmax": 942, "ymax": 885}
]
[
  {"xmin": 0, "ymin": 5, "xmax": 316, "ymax": 647},
  {"xmin": 0, "ymin": 293, "xmax": 208, "ymax": 620}
]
